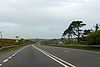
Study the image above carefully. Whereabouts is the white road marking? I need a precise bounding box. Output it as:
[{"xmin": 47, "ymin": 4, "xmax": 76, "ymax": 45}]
[
  {"xmin": 14, "ymin": 53, "xmax": 17, "ymax": 55},
  {"xmin": 43, "ymin": 51, "xmax": 69, "ymax": 67},
  {"xmin": 8, "ymin": 56, "xmax": 12, "ymax": 59},
  {"xmin": 32, "ymin": 45, "xmax": 76, "ymax": 67},
  {"xmin": 45, "ymin": 51, "xmax": 75, "ymax": 67},
  {"xmin": 12, "ymin": 54, "xmax": 15, "ymax": 57},
  {"xmin": 0, "ymin": 64, "xmax": 2, "ymax": 66},
  {"xmin": 2, "ymin": 46, "xmax": 27, "ymax": 63},
  {"xmin": 3, "ymin": 59, "xmax": 9, "ymax": 63}
]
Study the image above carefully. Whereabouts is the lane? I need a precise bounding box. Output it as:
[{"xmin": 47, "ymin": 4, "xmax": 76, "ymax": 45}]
[
  {"xmin": 0, "ymin": 49, "xmax": 21, "ymax": 63},
  {"xmin": 2, "ymin": 45, "xmax": 63, "ymax": 67},
  {"xmin": 36, "ymin": 45, "xmax": 100, "ymax": 67},
  {"xmin": 32, "ymin": 45, "xmax": 76, "ymax": 67}
]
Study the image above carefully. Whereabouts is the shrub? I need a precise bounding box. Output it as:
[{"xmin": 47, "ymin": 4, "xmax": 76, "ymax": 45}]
[{"xmin": 85, "ymin": 30, "xmax": 100, "ymax": 45}]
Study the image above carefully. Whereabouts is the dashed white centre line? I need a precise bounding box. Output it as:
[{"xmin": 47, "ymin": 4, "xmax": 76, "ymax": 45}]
[
  {"xmin": 3, "ymin": 59, "xmax": 9, "ymax": 63},
  {"xmin": 0, "ymin": 64, "xmax": 2, "ymax": 66},
  {"xmin": 8, "ymin": 56, "xmax": 12, "ymax": 59},
  {"xmin": 12, "ymin": 54, "xmax": 15, "ymax": 57},
  {"xmin": 14, "ymin": 53, "xmax": 17, "ymax": 55},
  {"xmin": 2, "ymin": 46, "xmax": 27, "ymax": 64}
]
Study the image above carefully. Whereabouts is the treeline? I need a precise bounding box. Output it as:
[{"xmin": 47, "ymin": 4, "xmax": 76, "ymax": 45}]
[{"xmin": 62, "ymin": 21, "xmax": 100, "ymax": 45}]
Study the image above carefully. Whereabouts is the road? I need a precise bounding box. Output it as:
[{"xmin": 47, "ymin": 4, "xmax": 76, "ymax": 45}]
[{"xmin": 1, "ymin": 45, "xmax": 100, "ymax": 67}]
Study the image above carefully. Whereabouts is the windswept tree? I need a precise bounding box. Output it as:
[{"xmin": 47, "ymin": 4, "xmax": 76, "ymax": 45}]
[
  {"xmin": 62, "ymin": 23, "xmax": 74, "ymax": 42},
  {"xmin": 63, "ymin": 21, "xmax": 86, "ymax": 42},
  {"xmin": 72, "ymin": 21, "xmax": 86, "ymax": 42}
]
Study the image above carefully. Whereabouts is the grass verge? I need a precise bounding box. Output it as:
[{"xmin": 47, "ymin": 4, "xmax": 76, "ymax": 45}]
[
  {"xmin": 43, "ymin": 44, "xmax": 100, "ymax": 52},
  {"xmin": 0, "ymin": 45, "xmax": 25, "ymax": 52}
]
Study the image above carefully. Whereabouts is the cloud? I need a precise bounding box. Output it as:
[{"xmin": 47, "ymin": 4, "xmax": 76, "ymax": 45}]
[
  {"xmin": 0, "ymin": 22, "xmax": 20, "ymax": 27},
  {"xmin": 0, "ymin": 0, "xmax": 100, "ymax": 38}
]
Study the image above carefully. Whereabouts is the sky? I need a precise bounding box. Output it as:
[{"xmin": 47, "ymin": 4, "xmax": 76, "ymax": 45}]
[{"xmin": 0, "ymin": 0, "xmax": 100, "ymax": 39}]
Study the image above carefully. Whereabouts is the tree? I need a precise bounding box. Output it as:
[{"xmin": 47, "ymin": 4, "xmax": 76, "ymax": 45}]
[
  {"xmin": 63, "ymin": 21, "xmax": 86, "ymax": 42},
  {"xmin": 62, "ymin": 23, "xmax": 74, "ymax": 42},
  {"xmin": 94, "ymin": 24, "xmax": 99, "ymax": 32},
  {"xmin": 86, "ymin": 30, "xmax": 100, "ymax": 45},
  {"xmin": 82, "ymin": 29, "xmax": 92, "ymax": 41},
  {"xmin": 71, "ymin": 21, "xmax": 86, "ymax": 42},
  {"xmin": 83, "ymin": 29, "xmax": 91, "ymax": 35}
]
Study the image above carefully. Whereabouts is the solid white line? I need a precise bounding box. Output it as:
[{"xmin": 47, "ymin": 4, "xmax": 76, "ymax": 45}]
[
  {"xmin": 45, "ymin": 51, "xmax": 75, "ymax": 67},
  {"xmin": 43, "ymin": 51, "xmax": 69, "ymax": 67},
  {"xmin": 3, "ymin": 59, "xmax": 9, "ymax": 63},
  {"xmin": 32, "ymin": 45, "xmax": 76, "ymax": 67},
  {"xmin": 32, "ymin": 45, "xmax": 68, "ymax": 67},
  {"xmin": 0, "ymin": 64, "xmax": 2, "ymax": 66}
]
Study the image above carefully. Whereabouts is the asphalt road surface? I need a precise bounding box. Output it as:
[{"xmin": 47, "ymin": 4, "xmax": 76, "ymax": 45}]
[{"xmin": 1, "ymin": 45, "xmax": 100, "ymax": 67}]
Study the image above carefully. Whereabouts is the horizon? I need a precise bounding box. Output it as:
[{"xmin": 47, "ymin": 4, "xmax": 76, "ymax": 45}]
[{"xmin": 0, "ymin": 0, "xmax": 100, "ymax": 39}]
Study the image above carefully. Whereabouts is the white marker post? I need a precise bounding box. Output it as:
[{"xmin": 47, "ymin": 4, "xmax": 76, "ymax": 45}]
[{"xmin": 16, "ymin": 35, "xmax": 19, "ymax": 44}]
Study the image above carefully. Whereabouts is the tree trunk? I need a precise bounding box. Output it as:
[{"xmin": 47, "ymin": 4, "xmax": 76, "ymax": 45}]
[
  {"xmin": 77, "ymin": 28, "xmax": 80, "ymax": 42},
  {"xmin": 68, "ymin": 35, "xmax": 70, "ymax": 43}
]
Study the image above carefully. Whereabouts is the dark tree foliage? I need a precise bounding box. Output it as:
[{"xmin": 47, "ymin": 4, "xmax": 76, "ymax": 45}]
[
  {"xmin": 83, "ymin": 29, "xmax": 91, "ymax": 35},
  {"xmin": 86, "ymin": 30, "xmax": 100, "ymax": 45},
  {"xmin": 95, "ymin": 24, "xmax": 99, "ymax": 32},
  {"xmin": 63, "ymin": 21, "xmax": 86, "ymax": 42},
  {"xmin": 81, "ymin": 29, "xmax": 92, "ymax": 41}
]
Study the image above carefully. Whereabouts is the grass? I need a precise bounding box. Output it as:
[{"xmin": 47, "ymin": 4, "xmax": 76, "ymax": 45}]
[
  {"xmin": 0, "ymin": 45, "xmax": 25, "ymax": 52},
  {"xmin": 43, "ymin": 44, "xmax": 100, "ymax": 52},
  {"xmin": 0, "ymin": 39, "xmax": 33, "ymax": 52}
]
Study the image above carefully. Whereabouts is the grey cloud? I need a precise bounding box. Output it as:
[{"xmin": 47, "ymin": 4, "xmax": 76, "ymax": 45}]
[{"xmin": 0, "ymin": 0, "xmax": 100, "ymax": 38}]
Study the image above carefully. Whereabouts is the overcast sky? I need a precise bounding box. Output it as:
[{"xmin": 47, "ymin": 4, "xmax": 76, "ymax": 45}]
[{"xmin": 0, "ymin": 0, "xmax": 100, "ymax": 39}]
